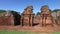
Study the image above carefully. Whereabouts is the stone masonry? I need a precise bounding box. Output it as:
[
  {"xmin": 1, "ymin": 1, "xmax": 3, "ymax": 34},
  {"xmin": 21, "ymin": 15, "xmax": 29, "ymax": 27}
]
[{"xmin": 0, "ymin": 5, "xmax": 60, "ymax": 27}]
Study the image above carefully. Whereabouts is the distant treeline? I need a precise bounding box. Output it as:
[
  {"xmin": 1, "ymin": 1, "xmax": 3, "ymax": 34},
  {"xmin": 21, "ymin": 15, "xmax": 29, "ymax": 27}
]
[
  {"xmin": 0, "ymin": 9, "xmax": 60, "ymax": 14},
  {"xmin": 0, "ymin": 10, "xmax": 6, "ymax": 13}
]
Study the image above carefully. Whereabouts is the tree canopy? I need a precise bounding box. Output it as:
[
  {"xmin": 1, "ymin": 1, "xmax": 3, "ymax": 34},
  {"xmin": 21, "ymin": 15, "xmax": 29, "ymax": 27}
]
[
  {"xmin": 0, "ymin": 10, "xmax": 6, "ymax": 13},
  {"xmin": 36, "ymin": 12, "xmax": 41, "ymax": 15},
  {"xmin": 52, "ymin": 9, "xmax": 60, "ymax": 12}
]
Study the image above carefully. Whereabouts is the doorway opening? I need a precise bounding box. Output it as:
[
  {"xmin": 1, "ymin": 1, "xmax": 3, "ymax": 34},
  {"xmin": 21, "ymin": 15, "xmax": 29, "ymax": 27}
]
[{"xmin": 11, "ymin": 11, "xmax": 21, "ymax": 26}]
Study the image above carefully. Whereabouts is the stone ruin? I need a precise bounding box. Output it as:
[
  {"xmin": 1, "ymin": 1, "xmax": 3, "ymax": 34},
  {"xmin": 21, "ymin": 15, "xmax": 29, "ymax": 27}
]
[
  {"xmin": 40, "ymin": 5, "xmax": 53, "ymax": 26},
  {"xmin": 0, "ymin": 5, "xmax": 60, "ymax": 27},
  {"xmin": 0, "ymin": 11, "xmax": 20, "ymax": 26},
  {"xmin": 0, "ymin": 11, "xmax": 14, "ymax": 26},
  {"xmin": 20, "ymin": 6, "xmax": 34, "ymax": 26}
]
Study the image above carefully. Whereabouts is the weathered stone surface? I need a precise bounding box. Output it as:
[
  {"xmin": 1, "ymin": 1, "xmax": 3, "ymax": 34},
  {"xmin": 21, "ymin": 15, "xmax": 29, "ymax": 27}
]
[
  {"xmin": 0, "ymin": 5, "xmax": 60, "ymax": 27},
  {"xmin": 57, "ymin": 16, "xmax": 60, "ymax": 25},
  {"xmin": 40, "ymin": 5, "xmax": 53, "ymax": 26},
  {"xmin": 21, "ymin": 6, "xmax": 33, "ymax": 26},
  {"xmin": 0, "ymin": 12, "xmax": 14, "ymax": 26}
]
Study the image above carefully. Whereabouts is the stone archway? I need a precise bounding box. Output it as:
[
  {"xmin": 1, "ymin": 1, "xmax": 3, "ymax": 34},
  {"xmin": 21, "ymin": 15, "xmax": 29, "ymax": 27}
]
[{"xmin": 11, "ymin": 11, "xmax": 21, "ymax": 26}]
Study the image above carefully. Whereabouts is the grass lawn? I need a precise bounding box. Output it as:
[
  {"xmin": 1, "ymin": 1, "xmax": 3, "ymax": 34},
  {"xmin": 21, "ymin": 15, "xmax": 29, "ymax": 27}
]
[{"xmin": 0, "ymin": 30, "xmax": 60, "ymax": 34}]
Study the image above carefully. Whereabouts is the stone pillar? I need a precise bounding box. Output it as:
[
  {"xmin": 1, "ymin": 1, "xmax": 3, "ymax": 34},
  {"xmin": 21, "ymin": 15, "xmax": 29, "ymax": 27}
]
[
  {"xmin": 21, "ymin": 5, "xmax": 33, "ymax": 27},
  {"xmin": 57, "ymin": 16, "xmax": 60, "ymax": 25},
  {"xmin": 20, "ymin": 15, "xmax": 23, "ymax": 26},
  {"xmin": 10, "ymin": 14, "xmax": 14, "ymax": 26},
  {"xmin": 40, "ymin": 5, "xmax": 53, "ymax": 26},
  {"xmin": 30, "ymin": 14, "xmax": 33, "ymax": 26}
]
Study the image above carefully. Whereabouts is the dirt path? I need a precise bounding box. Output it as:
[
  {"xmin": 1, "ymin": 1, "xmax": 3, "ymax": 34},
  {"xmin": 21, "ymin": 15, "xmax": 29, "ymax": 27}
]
[{"xmin": 0, "ymin": 25, "xmax": 60, "ymax": 32}]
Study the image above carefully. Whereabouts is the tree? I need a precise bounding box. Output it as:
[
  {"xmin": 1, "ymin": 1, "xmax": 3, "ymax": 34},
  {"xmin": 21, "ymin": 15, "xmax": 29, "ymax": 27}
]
[
  {"xmin": 0, "ymin": 10, "xmax": 6, "ymax": 13},
  {"xmin": 36, "ymin": 12, "xmax": 41, "ymax": 15},
  {"xmin": 52, "ymin": 9, "xmax": 60, "ymax": 12}
]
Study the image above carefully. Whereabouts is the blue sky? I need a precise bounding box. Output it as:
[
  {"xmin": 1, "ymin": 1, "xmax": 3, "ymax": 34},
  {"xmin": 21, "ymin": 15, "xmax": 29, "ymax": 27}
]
[{"xmin": 0, "ymin": 0, "xmax": 60, "ymax": 13}]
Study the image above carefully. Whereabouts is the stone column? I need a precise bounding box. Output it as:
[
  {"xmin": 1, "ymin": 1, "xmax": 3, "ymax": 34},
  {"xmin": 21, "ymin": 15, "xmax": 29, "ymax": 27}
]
[
  {"xmin": 40, "ymin": 5, "xmax": 53, "ymax": 26},
  {"xmin": 30, "ymin": 14, "xmax": 33, "ymax": 26},
  {"xmin": 10, "ymin": 14, "xmax": 14, "ymax": 26}
]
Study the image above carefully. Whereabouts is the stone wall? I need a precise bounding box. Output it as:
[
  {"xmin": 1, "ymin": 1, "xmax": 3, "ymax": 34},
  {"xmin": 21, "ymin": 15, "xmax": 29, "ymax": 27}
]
[
  {"xmin": 40, "ymin": 5, "xmax": 53, "ymax": 26},
  {"xmin": 20, "ymin": 6, "xmax": 33, "ymax": 26},
  {"xmin": 0, "ymin": 12, "xmax": 14, "ymax": 26},
  {"xmin": 0, "ymin": 5, "xmax": 60, "ymax": 26}
]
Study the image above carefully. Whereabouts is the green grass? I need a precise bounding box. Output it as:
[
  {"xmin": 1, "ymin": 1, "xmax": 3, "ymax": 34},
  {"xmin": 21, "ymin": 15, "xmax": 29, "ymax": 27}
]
[
  {"xmin": 0, "ymin": 30, "xmax": 60, "ymax": 34},
  {"xmin": 50, "ymin": 31, "xmax": 60, "ymax": 34}
]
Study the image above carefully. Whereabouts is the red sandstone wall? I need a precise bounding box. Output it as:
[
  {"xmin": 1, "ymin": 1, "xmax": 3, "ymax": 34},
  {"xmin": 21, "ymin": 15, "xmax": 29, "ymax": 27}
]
[{"xmin": 0, "ymin": 14, "xmax": 14, "ymax": 26}]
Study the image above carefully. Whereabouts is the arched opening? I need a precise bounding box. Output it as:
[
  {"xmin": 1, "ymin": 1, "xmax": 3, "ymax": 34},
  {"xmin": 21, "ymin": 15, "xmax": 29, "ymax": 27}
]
[{"xmin": 11, "ymin": 11, "xmax": 21, "ymax": 26}]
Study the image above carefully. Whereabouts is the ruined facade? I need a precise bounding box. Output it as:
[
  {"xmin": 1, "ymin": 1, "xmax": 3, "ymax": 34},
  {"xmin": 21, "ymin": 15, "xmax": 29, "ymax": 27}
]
[
  {"xmin": 40, "ymin": 5, "xmax": 53, "ymax": 26},
  {"xmin": 20, "ymin": 6, "xmax": 34, "ymax": 26},
  {"xmin": 0, "ymin": 5, "xmax": 60, "ymax": 26},
  {"xmin": 51, "ymin": 10, "xmax": 60, "ymax": 25},
  {"xmin": 0, "ymin": 11, "xmax": 20, "ymax": 26},
  {"xmin": 0, "ymin": 12, "xmax": 14, "ymax": 26}
]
